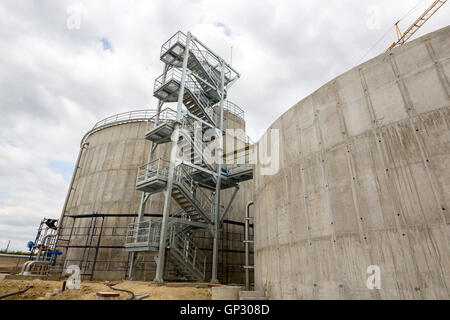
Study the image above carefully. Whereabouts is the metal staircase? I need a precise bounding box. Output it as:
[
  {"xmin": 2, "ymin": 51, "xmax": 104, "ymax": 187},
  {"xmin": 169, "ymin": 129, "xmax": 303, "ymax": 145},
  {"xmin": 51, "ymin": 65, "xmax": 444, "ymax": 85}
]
[
  {"xmin": 153, "ymin": 68, "xmax": 217, "ymax": 126},
  {"xmin": 127, "ymin": 30, "xmax": 251, "ymax": 283},
  {"xmin": 125, "ymin": 219, "xmax": 206, "ymax": 281},
  {"xmin": 135, "ymin": 158, "xmax": 214, "ymax": 224}
]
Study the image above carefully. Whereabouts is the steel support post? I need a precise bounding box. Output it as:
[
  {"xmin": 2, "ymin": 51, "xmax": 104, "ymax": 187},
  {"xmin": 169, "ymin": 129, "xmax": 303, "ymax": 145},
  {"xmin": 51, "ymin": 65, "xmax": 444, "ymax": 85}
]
[
  {"xmin": 211, "ymin": 59, "xmax": 225, "ymax": 283},
  {"xmin": 128, "ymin": 65, "xmax": 168, "ymax": 281},
  {"xmin": 220, "ymin": 184, "xmax": 240, "ymax": 223},
  {"xmin": 154, "ymin": 32, "xmax": 192, "ymax": 284}
]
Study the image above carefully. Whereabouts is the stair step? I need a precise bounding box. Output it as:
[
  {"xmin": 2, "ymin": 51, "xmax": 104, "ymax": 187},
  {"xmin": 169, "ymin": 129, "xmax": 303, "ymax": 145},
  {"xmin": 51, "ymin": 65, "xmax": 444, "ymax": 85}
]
[
  {"xmin": 240, "ymin": 297, "xmax": 268, "ymax": 300},
  {"xmin": 239, "ymin": 291, "xmax": 267, "ymax": 300}
]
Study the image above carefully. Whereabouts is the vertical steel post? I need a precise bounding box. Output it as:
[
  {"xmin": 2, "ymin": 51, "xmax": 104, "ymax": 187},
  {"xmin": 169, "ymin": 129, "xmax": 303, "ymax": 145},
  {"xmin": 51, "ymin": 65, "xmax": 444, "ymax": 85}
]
[
  {"xmin": 245, "ymin": 201, "xmax": 254, "ymax": 291},
  {"xmin": 128, "ymin": 64, "xmax": 168, "ymax": 281},
  {"xmin": 154, "ymin": 32, "xmax": 192, "ymax": 284},
  {"xmin": 211, "ymin": 59, "xmax": 225, "ymax": 283}
]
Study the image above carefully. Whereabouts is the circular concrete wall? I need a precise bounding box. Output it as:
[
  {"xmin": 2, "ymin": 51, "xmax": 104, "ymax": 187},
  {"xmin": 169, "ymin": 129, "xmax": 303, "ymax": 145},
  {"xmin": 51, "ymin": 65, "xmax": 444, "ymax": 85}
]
[{"xmin": 253, "ymin": 26, "xmax": 450, "ymax": 299}]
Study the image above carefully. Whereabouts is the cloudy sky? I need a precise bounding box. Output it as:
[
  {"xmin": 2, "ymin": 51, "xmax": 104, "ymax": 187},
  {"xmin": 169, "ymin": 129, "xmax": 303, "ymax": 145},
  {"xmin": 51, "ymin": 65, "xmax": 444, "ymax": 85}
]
[{"xmin": 0, "ymin": 0, "xmax": 448, "ymax": 251}]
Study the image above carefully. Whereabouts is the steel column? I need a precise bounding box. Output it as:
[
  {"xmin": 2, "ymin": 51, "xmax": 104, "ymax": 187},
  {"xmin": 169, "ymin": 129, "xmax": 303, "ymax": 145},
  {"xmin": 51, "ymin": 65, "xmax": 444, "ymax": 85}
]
[
  {"xmin": 154, "ymin": 32, "xmax": 192, "ymax": 284},
  {"xmin": 211, "ymin": 59, "xmax": 225, "ymax": 283},
  {"xmin": 128, "ymin": 64, "xmax": 168, "ymax": 281}
]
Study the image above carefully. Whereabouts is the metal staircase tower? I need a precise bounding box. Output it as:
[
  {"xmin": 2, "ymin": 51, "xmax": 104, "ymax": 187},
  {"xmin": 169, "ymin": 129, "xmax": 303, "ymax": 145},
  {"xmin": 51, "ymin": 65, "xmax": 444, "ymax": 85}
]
[{"xmin": 125, "ymin": 31, "xmax": 252, "ymax": 283}]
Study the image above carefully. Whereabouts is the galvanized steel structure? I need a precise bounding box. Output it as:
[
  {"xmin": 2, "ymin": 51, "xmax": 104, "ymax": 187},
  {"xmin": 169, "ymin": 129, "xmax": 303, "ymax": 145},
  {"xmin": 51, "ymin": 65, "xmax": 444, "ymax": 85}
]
[{"xmin": 125, "ymin": 31, "xmax": 253, "ymax": 283}]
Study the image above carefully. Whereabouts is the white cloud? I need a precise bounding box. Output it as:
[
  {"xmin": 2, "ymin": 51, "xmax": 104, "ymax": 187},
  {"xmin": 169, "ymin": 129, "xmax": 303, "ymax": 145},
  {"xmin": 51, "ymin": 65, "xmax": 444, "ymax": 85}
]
[{"xmin": 0, "ymin": 0, "xmax": 448, "ymax": 251}]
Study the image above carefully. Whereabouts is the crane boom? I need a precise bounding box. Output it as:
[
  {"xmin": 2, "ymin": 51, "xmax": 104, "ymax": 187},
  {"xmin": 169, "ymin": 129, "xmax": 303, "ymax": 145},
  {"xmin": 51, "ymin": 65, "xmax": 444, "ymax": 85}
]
[{"xmin": 387, "ymin": 0, "xmax": 447, "ymax": 51}]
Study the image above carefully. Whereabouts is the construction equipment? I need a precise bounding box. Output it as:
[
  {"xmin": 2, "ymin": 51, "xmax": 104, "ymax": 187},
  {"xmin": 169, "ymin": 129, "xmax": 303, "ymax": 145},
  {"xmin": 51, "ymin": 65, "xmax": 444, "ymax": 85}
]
[{"xmin": 387, "ymin": 0, "xmax": 447, "ymax": 51}]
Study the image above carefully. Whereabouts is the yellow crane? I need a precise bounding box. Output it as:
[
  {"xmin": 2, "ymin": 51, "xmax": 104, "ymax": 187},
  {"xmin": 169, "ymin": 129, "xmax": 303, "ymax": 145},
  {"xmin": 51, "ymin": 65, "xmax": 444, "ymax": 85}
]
[{"xmin": 387, "ymin": 0, "xmax": 447, "ymax": 51}]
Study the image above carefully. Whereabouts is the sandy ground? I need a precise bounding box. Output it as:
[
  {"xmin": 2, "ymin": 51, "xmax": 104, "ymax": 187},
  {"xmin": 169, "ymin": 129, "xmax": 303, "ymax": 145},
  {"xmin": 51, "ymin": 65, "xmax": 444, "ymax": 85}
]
[{"xmin": 0, "ymin": 279, "xmax": 212, "ymax": 300}]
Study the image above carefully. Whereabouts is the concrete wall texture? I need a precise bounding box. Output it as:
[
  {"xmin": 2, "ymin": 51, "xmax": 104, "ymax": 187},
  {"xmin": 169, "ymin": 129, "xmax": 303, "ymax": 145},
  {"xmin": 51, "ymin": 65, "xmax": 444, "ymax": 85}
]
[{"xmin": 253, "ymin": 26, "xmax": 450, "ymax": 299}]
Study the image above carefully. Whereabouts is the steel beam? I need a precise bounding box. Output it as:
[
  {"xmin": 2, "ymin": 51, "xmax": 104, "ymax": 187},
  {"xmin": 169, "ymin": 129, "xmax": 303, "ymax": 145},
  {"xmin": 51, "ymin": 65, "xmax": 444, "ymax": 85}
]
[
  {"xmin": 211, "ymin": 59, "xmax": 225, "ymax": 283},
  {"xmin": 220, "ymin": 184, "xmax": 240, "ymax": 223},
  {"xmin": 154, "ymin": 32, "xmax": 192, "ymax": 284}
]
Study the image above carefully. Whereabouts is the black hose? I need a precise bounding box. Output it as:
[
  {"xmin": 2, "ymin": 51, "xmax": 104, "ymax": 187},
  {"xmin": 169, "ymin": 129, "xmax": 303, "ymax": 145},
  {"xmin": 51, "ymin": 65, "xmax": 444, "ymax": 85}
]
[
  {"xmin": 0, "ymin": 285, "xmax": 33, "ymax": 299},
  {"xmin": 106, "ymin": 284, "xmax": 135, "ymax": 300}
]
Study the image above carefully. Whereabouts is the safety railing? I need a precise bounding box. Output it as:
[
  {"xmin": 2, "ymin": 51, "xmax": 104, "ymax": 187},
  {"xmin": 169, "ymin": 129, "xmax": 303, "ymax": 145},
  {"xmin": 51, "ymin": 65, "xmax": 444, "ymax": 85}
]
[
  {"xmin": 176, "ymin": 164, "xmax": 214, "ymax": 214},
  {"xmin": 192, "ymin": 47, "xmax": 232, "ymax": 85},
  {"xmin": 136, "ymin": 158, "xmax": 215, "ymax": 223},
  {"xmin": 92, "ymin": 110, "xmax": 156, "ymax": 131},
  {"xmin": 160, "ymin": 31, "xmax": 234, "ymax": 87},
  {"xmin": 125, "ymin": 219, "xmax": 162, "ymax": 246},
  {"xmin": 145, "ymin": 107, "xmax": 178, "ymax": 133},
  {"xmin": 214, "ymin": 100, "xmax": 245, "ymax": 120},
  {"xmin": 136, "ymin": 158, "xmax": 171, "ymax": 186},
  {"xmin": 160, "ymin": 31, "xmax": 188, "ymax": 60},
  {"xmin": 153, "ymin": 67, "xmax": 182, "ymax": 94},
  {"xmin": 169, "ymin": 228, "xmax": 206, "ymax": 279},
  {"xmin": 81, "ymin": 109, "xmax": 157, "ymax": 146},
  {"xmin": 178, "ymin": 121, "xmax": 215, "ymax": 171},
  {"xmin": 153, "ymin": 68, "xmax": 216, "ymax": 123}
]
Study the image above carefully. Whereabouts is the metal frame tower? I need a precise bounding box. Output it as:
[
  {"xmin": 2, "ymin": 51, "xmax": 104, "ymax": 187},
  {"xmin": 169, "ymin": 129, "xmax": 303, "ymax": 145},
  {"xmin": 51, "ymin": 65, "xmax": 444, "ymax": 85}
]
[{"xmin": 125, "ymin": 31, "xmax": 253, "ymax": 283}]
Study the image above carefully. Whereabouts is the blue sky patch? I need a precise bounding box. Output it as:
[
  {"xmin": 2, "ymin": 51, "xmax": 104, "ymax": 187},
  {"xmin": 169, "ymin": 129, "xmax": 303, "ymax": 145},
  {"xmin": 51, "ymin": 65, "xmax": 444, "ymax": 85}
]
[
  {"xmin": 216, "ymin": 22, "xmax": 231, "ymax": 37},
  {"xmin": 100, "ymin": 37, "xmax": 113, "ymax": 51},
  {"xmin": 48, "ymin": 160, "xmax": 74, "ymax": 182},
  {"xmin": 0, "ymin": 191, "xmax": 10, "ymax": 199}
]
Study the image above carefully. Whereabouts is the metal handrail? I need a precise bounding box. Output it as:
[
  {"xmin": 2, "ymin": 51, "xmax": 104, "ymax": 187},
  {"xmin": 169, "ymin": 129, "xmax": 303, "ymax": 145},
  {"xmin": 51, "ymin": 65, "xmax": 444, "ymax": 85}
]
[
  {"xmin": 136, "ymin": 158, "xmax": 214, "ymax": 222},
  {"xmin": 153, "ymin": 68, "xmax": 217, "ymax": 123},
  {"xmin": 81, "ymin": 109, "xmax": 157, "ymax": 146},
  {"xmin": 160, "ymin": 31, "xmax": 235, "ymax": 86},
  {"xmin": 145, "ymin": 107, "xmax": 178, "ymax": 133},
  {"xmin": 214, "ymin": 100, "xmax": 245, "ymax": 120},
  {"xmin": 160, "ymin": 31, "xmax": 187, "ymax": 58},
  {"xmin": 126, "ymin": 218, "xmax": 206, "ymax": 279},
  {"xmin": 174, "ymin": 165, "xmax": 214, "ymax": 220},
  {"xmin": 153, "ymin": 69, "xmax": 243, "ymax": 121},
  {"xmin": 126, "ymin": 220, "xmax": 161, "ymax": 245},
  {"xmin": 169, "ymin": 228, "xmax": 206, "ymax": 278},
  {"xmin": 136, "ymin": 158, "xmax": 170, "ymax": 186},
  {"xmin": 92, "ymin": 110, "xmax": 157, "ymax": 131}
]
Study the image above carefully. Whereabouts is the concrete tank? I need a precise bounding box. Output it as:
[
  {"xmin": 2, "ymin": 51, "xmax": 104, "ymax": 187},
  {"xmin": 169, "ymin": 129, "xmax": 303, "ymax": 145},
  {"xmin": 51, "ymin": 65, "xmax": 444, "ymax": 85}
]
[
  {"xmin": 253, "ymin": 26, "xmax": 450, "ymax": 299},
  {"xmin": 58, "ymin": 106, "xmax": 253, "ymax": 283}
]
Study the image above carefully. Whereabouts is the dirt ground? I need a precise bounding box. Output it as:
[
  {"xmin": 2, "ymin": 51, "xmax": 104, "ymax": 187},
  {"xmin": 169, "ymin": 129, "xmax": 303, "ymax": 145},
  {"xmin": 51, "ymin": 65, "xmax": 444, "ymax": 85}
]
[{"xmin": 0, "ymin": 279, "xmax": 212, "ymax": 300}]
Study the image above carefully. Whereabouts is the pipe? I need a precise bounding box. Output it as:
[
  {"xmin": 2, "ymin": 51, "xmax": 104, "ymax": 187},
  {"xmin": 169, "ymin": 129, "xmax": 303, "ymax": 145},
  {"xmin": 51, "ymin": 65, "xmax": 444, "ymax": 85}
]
[
  {"xmin": 57, "ymin": 142, "xmax": 89, "ymax": 238},
  {"xmin": 0, "ymin": 285, "xmax": 33, "ymax": 299},
  {"xmin": 36, "ymin": 234, "xmax": 57, "ymax": 261},
  {"xmin": 106, "ymin": 284, "xmax": 135, "ymax": 300},
  {"xmin": 20, "ymin": 261, "xmax": 51, "ymax": 275},
  {"xmin": 245, "ymin": 201, "xmax": 254, "ymax": 291}
]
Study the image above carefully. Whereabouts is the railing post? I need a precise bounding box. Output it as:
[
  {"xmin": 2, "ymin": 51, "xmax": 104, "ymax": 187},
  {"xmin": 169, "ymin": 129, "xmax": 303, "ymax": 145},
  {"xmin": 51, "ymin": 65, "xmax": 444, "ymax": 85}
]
[
  {"xmin": 149, "ymin": 223, "xmax": 153, "ymax": 243},
  {"xmin": 193, "ymin": 248, "xmax": 196, "ymax": 266},
  {"xmin": 203, "ymin": 257, "xmax": 206, "ymax": 280}
]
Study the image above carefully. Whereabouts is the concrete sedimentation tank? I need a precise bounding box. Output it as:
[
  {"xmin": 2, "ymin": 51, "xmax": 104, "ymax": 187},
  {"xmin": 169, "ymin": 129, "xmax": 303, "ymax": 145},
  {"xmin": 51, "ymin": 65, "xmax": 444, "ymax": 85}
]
[
  {"xmin": 57, "ymin": 104, "xmax": 253, "ymax": 283},
  {"xmin": 253, "ymin": 26, "xmax": 450, "ymax": 299}
]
